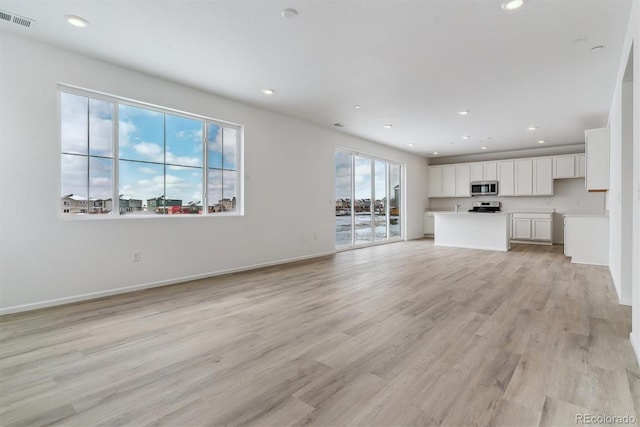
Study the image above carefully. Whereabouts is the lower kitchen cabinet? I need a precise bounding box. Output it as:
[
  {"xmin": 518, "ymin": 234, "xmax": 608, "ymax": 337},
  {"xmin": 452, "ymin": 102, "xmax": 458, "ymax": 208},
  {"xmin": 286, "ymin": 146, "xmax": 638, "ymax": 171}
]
[
  {"xmin": 511, "ymin": 212, "xmax": 553, "ymax": 244},
  {"xmin": 424, "ymin": 213, "xmax": 435, "ymax": 235}
]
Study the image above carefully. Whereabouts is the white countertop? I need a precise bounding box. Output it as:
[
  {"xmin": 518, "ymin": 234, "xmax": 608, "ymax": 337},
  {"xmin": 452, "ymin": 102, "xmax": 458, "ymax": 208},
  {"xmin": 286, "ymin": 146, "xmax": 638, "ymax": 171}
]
[
  {"xmin": 507, "ymin": 209, "xmax": 555, "ymax": 214},
  {"xmin": 432, "ymin": 211, "xmax": 508, "ymax": 216},
  {"xmin": 563, "ymin": 214, "xmax": 609, "ymax": 218}
]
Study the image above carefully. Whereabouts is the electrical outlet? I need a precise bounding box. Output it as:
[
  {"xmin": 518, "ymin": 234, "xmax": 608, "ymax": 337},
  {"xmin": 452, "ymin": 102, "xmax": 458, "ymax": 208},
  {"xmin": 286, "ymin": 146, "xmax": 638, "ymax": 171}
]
[{"xmin": 132, "ymin": 250, "xmax": 141, "ymax": 262}]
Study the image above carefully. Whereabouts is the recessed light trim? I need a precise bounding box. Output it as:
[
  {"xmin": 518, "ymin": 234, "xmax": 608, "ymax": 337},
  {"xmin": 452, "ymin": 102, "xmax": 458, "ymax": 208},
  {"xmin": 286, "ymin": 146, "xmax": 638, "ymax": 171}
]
[
  {"xmin": 480, "ymin": 146, "xmax": 488, "ymax": 150},
  {"xmin": 458, "ymin": 110, "xmax": 469, "ymax": 116},
  {"xmin": 281, "ymin": 8, "xmax": 299, "ymax": 19},
  {"xmin": 432, "ymin": 152, "xmax": 439, "ymax": 155},
  {"xmin": 501, "ymin": 0, "xmax": 524, "ymax": 10},
  {"xmin": 65, "ymin": 14, "xmax": 89, "ymax": 27},
  {"xmin": 537, "ymin": 140, "xmax": 546, "ymax": 144},
  {"xmin": 384, "ymin": 124, "xmax": 393, "ymax": 129},
  {"xmin": 461, "ymin": 135, "xmax": 470, "ymax": 140},
  {"xmin": 354, "ymin": 104, "xmax": 361, "ymax": 109},
  {"xmin": 591, "ymin": 45, "xmax": 605, "ymax": 53},
  {"xmin": 408, "ymin": 143, "xmax": 415, "ymax": 147},
  {"xmin": 262, "ymin": 88, "xmax": 275, "ymax": 95},
  {"xmin": 527, "ymin": 126, "xmax": 538, "ymax": 131}
]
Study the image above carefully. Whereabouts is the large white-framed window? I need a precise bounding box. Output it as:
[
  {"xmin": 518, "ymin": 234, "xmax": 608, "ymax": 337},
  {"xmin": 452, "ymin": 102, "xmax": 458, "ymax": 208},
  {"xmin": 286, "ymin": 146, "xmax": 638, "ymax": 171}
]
[
  {"xmin": 59, "ymin": 86, "xmax": 242, "ymax": 217},
  {"xmin": 335, "ymin": 148, "xmax": 403, "ymax": 248}
]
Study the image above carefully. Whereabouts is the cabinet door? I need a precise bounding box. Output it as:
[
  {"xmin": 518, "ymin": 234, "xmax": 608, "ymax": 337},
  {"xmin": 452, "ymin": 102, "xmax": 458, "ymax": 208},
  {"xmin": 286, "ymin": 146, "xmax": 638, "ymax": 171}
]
[
  {"xmin": 441, "ymin": 165, "xmax": 456, "ymax": 197},
  {"xmin": 575, "ymin": 154, "xmax": 585, "ymax": 178},
  {"xmin": 515, "ymin": 159, "xmax": 533, "ymax": 196},
  {"xmin": 512, "ymin": 218, "xmax": 532, "ymax": 240},
  {"xmin": 553, "ymin": 156, "xmax": 575, "ymax": 178},
  {"xmin": 455, "ymin": 164, "xmax": 471, "ymax": 197},
  {"xmin": 534, "ymin": 158, "xmax": 553, "ymax": 195},
  {"xmin": 498, "ymin": 161, "xmax": 515, "ymax": 196},
  {"xmin": 484, "ymin": 162, "xmax": 498, "ymax": 181},
  {"xmin": 532, "ymin": 219, "xmax": 552, "ymax": 241},
  {"xmin": 425, "ymin": 214, "xmax": 435, "ymax": 235},
  {"xmin": 585, "ymin": 128, "xmax": 609, "ymax": 190},
  {"xmin": 470, "ymin": 163, "xmax": 483, "ymax": 182},
  {"xmin": 428, "ymin": 167, "xmax": 442, "ymax": 197}
]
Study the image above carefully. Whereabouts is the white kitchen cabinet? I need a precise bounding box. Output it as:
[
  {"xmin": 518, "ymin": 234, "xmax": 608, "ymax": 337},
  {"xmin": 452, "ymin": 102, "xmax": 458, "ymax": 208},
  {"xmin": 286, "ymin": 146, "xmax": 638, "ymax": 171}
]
[
  {"xmin": 470, "ymin": 163, "xmax": 483, "ymax": 182},
  {"xmin": 455, "ymin": 164, "xmax": 471, "ymax": 197},
  {"xmin": 585, "ymin": 128, "xmax": 610, "ymax": 191},
  {"xmin": 575, "ymin": 154, "xmax": 585, "ymax": 178},
  {"xmin": 553, "ymin": 155, "xmax": 576, "ymax": 178},
  {"xmin": 428, "ymin": 165, "xmax": 464, "ymax": 198},
  {"xmin": 441, "ymin": 165, "xmax": 456, "ymax": 197},
  {"xmin": 498, "ymin": 161, "xmax": 515, "ymax": 196},
  {"xmin": 533, "ymin": 157, "xmax": 553, "ymax": 195},
  {"xmin": 552, "ymin": 154, "xmax": 586, "ymax": 180},
  {"xmin": 428, "ymin": 166, "xmax": 442, "ymax": 197},
  {"xmin": 512, "ymin": 218, "xmax": 532, "ymax": 240},
  {"xmin": 470, "ymin": 162, "xmax": 497, "ymax": 182},
  {"xmin": 424, "ymin": 213, "xmax": 434, "ymax": 235},
  {"xmin": 564, "ymin": 215, "xmax": 609, "ymax": 265},
  {"xmin": 515, "ymin": 159, "xmax": 533, "ymax": 195},
  {"xmin": 511, "ymin": 212, "xmax": 553, "ymax": 244}
]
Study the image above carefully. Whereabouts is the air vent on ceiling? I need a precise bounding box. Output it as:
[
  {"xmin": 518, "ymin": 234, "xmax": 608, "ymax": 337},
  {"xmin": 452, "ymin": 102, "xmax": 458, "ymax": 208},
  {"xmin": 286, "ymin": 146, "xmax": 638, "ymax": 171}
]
[{"xmin": 0, "ymin": 10, "xmax": 36, "ymax": 28}]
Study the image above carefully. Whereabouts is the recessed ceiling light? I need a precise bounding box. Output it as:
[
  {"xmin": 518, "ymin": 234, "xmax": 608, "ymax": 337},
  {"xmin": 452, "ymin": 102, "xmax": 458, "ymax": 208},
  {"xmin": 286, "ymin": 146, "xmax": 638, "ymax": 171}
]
[
  {"xmin": 458, "ymin": 110, "xmax": 469, "ymax": 116},
  {"xmin": 461, "ymin": 135, "xmax": 470, "ymax": 140},
  {"xmin": 65, "ymin": 14, "xmax": 89, "ymax": 28},
  {"xmin": 384, "ymin": 124, "xmax": 393, "ymax": 129},
  {"xmin": 354, "ymin": 105, "xmax": 361, "ymax": 109},
  {"xmin": 591, "ymin": 45, "xmax": 605, "ymax": 53},
  {"xmin": 333, "ymin": 123, "xmax": 345, "ymax": 128},
  {"xmin": 501, "ymin": 0, "xmax": 524, "ymax": 10},
  {"xmin": 408, "ymin": 143, "xmax": 415, "ymax": 147},
  {"xmin": 432, "ymin": 152, "xmax": 439, "ymax": 155},
  {"xmin": 527, "ymin": 126, "xmax": 538, "ymax": 131},
  {"xmin": 262, "ymin": 88, "xmax": 275, "ymax": 95},
  {"xmin": 537, "ymin": 140, "xmax": 546, "ymax": 144},
  {"xmin": 281, "ymin": 8, "xmax": 299, "ymax": 19},
  {"xmin": 480, "ymin": 146, "xmax": 488, "ymax": 150}
]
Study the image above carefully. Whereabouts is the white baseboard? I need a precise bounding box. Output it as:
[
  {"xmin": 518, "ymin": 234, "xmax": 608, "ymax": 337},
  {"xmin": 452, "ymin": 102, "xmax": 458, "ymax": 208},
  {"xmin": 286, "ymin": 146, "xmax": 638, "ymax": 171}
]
[
  {"xmin": 631, "ymin": 333, "xmax": 640, "ymax": 367},
  {"xmin": 0, "ymin": 250, "xmax": 336, "ymax": 316},
  {"xmin": 619, "ymin": 297, "xmax": 633, "ymax": 306}
]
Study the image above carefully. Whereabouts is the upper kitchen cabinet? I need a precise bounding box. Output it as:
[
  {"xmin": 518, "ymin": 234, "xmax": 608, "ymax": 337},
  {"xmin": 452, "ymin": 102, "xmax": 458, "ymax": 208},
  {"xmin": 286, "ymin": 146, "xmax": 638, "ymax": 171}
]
[
  {"xmin": 585, "ymin": 128, "xmax": 609, "ymax": 191},
  {"xmin": 552, "ymin": 154, "xmax": 586, "ymax": 179},
  {"xmin": 470, "ymin": 162, "xmax": 497, "ymax": 182},
  {"xmin": 455, "ymin": 164, "xmax": 471, "ymax": 197},
  {"xmin": 515, "ymin": 159, "xmax": 533, "ymax": 195},
  {"xmin": 428, "ymin": 165, "xmax": 456, "ymax": 198},
  {"xmin": 497, "ymin": 161, "xmax": 515, "ymax": 196},
  {"xmin": 533, "ymin": 157, "xmax": 553, "ymax": 196}
]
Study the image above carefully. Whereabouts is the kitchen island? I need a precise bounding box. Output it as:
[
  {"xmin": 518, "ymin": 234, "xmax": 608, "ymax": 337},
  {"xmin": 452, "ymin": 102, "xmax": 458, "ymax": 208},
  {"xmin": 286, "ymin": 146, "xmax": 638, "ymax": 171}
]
[{"xmin": 434, "ymin": 212, "xmax": 510, "ymax": 252}]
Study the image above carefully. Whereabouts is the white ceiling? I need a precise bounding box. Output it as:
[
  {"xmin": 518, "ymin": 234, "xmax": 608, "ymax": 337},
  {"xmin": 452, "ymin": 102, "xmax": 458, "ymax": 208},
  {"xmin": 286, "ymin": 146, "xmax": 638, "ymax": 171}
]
[{"xmin": 0, "ymin": 0, "xmax": 632, "ymax": 157}]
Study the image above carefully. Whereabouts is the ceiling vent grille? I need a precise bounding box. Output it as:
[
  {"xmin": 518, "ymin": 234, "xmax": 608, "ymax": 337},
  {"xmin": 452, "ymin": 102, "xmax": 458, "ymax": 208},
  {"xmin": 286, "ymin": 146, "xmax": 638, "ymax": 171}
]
[{"xmin": 0, "ymin": 10, "xmax": 36, "ymax": 28}]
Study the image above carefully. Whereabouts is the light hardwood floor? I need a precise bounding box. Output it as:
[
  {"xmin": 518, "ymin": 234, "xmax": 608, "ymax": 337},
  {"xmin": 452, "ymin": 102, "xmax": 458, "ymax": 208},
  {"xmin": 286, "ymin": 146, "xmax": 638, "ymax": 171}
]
[{"xmin": 1, "ymin": 241, "xmax": 638, "ymax": 426}]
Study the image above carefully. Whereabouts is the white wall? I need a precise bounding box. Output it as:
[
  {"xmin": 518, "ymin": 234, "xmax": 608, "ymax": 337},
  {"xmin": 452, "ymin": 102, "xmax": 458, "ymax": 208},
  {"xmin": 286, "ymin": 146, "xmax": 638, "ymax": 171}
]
[
  {"xmin": 608, "ymin": 0, "xmax": 640, "ymax": 365},
  {"xmin": 0, "ymin": 34, "xmax": 429, "ymax": 313},
  {"xmin": 428, "ymin": 179, "xmax": 606, "ymax": 244}
]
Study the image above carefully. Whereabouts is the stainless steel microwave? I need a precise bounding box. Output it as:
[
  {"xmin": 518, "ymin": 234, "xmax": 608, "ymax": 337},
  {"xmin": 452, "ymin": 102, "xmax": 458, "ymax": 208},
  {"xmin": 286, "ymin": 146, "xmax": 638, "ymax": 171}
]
[{"xmin": 470, "ymin": 181, "xmax": 498, "ymax": 196}]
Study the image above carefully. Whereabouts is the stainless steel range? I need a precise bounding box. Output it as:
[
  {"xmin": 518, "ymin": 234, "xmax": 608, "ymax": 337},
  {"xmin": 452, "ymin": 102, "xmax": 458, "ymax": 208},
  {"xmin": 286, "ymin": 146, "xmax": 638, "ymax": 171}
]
[{"xmin": 468, "ymin": 201, "xmax": 501, "ymax": 213}]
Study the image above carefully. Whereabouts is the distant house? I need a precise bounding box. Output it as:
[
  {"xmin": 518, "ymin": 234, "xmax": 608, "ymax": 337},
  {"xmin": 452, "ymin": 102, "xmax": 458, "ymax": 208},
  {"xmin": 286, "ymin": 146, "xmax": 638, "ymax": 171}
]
[
  {"xmin": 182, "ymin": 201, "xmax": 202, "ymax": 214},
  {"xmin": 147, "ymin": 196, "xmax": 182, "ymax": 214},
  {"xmin": 61, "ymin": 194, "xmax": 88, "ymax": 214},
  {"xmin": 208, "ymin": 196, "xmax": 236, "ymax": 213},
  {"xmin": 104, "ymin": 195, "xmax": 143, "ymax": 213},
  {"xmin": 354, "ymin": 198, "xmax": 371, "ymax": 213}
]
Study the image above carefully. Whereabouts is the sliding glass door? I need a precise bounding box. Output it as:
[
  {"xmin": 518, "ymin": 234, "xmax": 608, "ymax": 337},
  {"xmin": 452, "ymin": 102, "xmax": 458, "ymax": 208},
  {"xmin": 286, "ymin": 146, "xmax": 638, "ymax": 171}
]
[{"xmin": 335, "ymin": 149, "xmax": 403, "ymax": 249}]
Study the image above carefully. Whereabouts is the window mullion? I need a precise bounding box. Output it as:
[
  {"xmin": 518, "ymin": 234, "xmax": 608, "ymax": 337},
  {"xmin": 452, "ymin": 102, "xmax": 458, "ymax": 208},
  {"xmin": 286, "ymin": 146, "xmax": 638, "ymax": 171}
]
[
  {"xmin": 113, "ymin": 101, "xmax": 120, "ymax": 216},
  {"xmin": 203, "ymin": 122, "xmax": 208, "ymax": 215}
]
